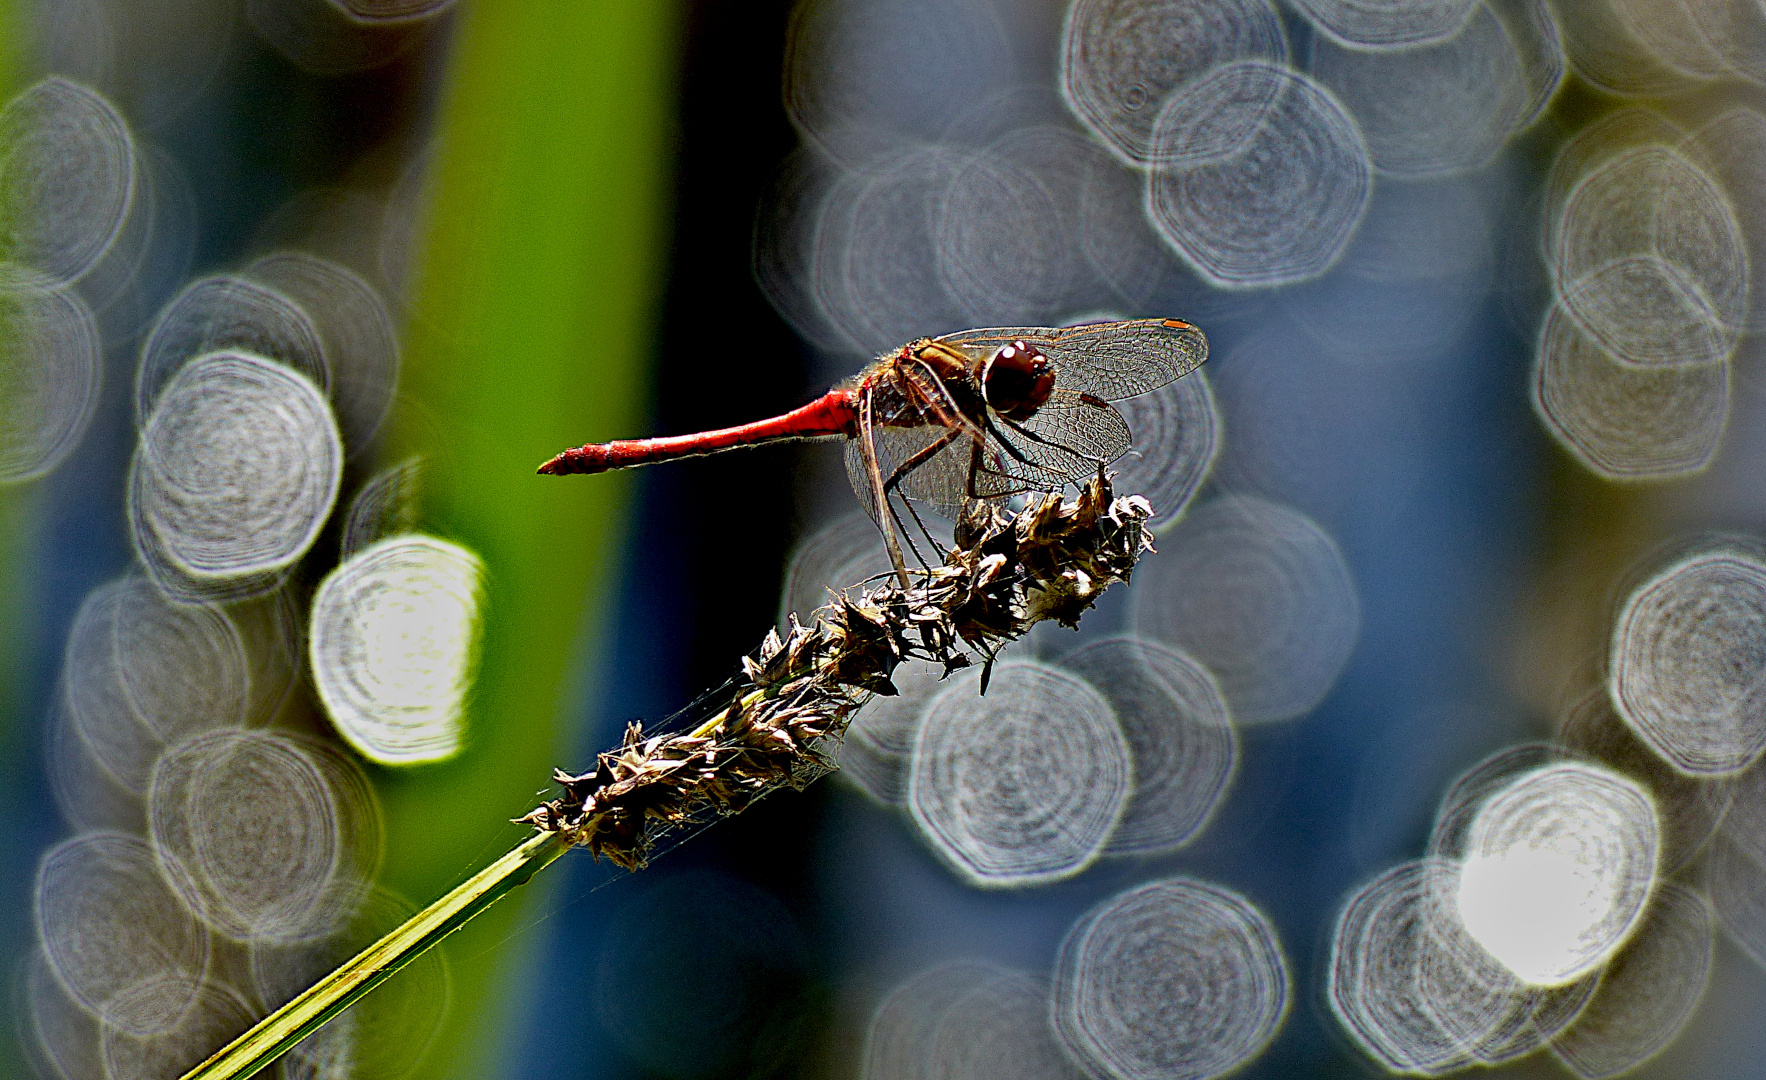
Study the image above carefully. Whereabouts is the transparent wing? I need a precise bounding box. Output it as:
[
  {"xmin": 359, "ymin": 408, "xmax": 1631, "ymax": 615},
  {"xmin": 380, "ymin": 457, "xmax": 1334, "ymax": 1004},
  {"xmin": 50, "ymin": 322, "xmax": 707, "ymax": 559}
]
[
  {"xmin": 845, "ymin": 425, "xmax": 1031, "ymax": 523},
  {"xmin": 985, "ymin": 389, "xmax": 1132, "ymax": 486},
  {"xmin": 841, "ymin": 436, "xmax": 886, "ymax": 528},
  {"xmin": 935, "ymin": 317, "xmax": 1208, "ymax": 402}
]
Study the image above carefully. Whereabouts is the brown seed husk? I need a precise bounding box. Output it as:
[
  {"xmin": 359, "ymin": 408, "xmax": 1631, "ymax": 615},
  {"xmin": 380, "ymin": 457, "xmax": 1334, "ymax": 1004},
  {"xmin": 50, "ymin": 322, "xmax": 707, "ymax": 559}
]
[{"xmin": 517, "ymin": 473, "xmax": 1154, "ymax": 870}]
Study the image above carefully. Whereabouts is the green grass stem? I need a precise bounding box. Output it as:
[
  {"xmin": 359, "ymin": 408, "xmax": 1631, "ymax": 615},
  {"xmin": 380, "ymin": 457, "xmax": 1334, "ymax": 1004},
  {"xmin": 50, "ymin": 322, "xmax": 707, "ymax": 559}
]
[{"xmin": 176, "ymin": 831, "xmax": 569, "ymax": 1080}]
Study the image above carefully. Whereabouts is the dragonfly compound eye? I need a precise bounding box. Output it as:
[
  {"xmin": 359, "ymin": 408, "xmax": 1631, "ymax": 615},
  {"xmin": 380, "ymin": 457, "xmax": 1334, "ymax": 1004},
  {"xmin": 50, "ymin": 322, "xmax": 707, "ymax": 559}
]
[{"xmin": 983, "ymin": 341, "xmax": 1056, "ymax": 421}]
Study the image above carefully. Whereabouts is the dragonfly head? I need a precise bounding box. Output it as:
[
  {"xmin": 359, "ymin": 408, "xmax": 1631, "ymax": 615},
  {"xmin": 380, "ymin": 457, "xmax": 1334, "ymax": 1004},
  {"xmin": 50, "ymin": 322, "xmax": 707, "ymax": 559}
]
[{"xmin": 982, "ymin": 340, "xmax": 1056, "ymax": 421}]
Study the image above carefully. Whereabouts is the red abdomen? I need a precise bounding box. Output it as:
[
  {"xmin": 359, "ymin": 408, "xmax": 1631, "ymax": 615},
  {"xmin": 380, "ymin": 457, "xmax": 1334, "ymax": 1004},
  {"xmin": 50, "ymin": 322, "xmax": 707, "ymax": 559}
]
[{"xmin": 539, "ymin": 389, "xmax": 861, "ymax": 476}]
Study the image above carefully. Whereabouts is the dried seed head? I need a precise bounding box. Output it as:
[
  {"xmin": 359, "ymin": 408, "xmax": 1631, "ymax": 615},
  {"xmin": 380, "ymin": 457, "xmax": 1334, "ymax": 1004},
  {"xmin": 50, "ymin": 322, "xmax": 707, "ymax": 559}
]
[{"xmin": 518, "ymin": 473, "xmax": 1153, "ymax": 870}]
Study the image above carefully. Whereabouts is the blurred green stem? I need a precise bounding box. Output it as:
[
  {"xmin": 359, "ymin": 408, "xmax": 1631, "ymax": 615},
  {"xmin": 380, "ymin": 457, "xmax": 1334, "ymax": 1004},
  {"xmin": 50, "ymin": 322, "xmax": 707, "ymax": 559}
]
[{"xmin": 176, "ymin": 831, "xmax": 569, "ymax": 1080}]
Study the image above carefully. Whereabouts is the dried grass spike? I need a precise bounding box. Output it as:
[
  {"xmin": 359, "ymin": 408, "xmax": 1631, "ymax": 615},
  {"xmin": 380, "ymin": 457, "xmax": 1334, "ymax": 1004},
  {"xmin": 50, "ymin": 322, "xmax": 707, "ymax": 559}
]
[{"xmin": 518, "ymin": 472, "xmax": 1153, "ymax": 870}]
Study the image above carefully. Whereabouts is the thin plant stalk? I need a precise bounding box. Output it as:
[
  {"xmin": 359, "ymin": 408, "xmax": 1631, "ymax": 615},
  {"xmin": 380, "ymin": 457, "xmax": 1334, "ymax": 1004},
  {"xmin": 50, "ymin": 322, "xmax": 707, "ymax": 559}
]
[{"xmin": 176, "ymin": 830, "xmax": 569, "ymax": 1080}]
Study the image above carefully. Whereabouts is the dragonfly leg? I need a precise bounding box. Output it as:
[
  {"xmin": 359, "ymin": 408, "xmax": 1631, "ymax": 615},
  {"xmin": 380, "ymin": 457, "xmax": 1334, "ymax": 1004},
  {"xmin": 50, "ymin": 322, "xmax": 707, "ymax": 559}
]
[
  {"xmin": 898, "ymin": 500, "xmax": 944, "ymax": 571},
  {"xmin": 856, "ymin": 391, "xmax": 912, "ymax": 586},
  {"xmin": 993, "ymin": 412, "xmax": 1105, "ymax": 467},
  {"xmin": 885, "ymin": 492, "xmax": 933, "ymax": 573},
  {"xmin": 962, "ymin": 429, "xmax": 1046, "ymax": 512},
  {"xmin": 960, "ymin": 418, "xmax": 1046, "ymax": 500},
  {"xmin": 981, "ymin": 413, "xmax": 1055, "ymax": 470},
  {"xmin": 968, "ymin": 411, "xmax": 1107, "ymax": 502},
  {"xmin": 881, "ymin": 426, "xmax": 963, "ymax": 567},
  {"xmin": 965, "ymin": 431, "xmax": 987, "ymax": 501}
]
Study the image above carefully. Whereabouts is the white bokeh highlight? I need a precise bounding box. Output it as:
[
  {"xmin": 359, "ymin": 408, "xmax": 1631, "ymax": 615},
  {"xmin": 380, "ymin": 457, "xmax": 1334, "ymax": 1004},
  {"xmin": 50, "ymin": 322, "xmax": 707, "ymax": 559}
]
[
  {"xmin": 1454, "ymin": 761, "xmax": 1660, "ymax": 986},
  {"xmin": 310, "ymin": 533, "xmax": 486, "ymax": 765}
]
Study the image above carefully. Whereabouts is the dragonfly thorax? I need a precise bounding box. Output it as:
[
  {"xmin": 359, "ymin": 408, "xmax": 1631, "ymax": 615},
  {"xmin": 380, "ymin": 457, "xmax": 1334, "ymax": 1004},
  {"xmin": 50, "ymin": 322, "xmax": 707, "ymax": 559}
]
[{"xmin": 981, "ymin": 340, "xmax": 1055, "ymax": 421}]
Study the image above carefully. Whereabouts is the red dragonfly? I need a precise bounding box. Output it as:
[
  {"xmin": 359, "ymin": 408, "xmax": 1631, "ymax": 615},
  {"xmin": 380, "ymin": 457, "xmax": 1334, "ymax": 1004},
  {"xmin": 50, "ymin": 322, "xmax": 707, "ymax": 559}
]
[{"xmin": 540, "ymin": 318, "xmax": 1207, "ymax": 577}]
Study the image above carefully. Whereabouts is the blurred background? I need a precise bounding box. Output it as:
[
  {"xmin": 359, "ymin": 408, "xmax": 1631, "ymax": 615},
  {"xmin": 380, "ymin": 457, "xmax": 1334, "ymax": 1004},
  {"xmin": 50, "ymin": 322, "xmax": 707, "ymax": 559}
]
[{"xmin": 5, "ymin": 0, "xmax": 1766, "ymax": 1078}]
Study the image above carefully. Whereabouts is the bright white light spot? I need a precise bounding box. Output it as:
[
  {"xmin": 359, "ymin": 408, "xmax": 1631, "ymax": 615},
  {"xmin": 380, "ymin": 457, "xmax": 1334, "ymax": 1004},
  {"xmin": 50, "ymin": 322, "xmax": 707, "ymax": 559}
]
[
  {"xmin": 1458, "ymin": 848, "xmax": 1608, "ymax": 980},
  {"xmin": 1455, "ymin": 762, "xmax": 1659, "ymax": 987},
  {"xmin": 130, "ymin": 350, "xmax": 343, "ymax": 602},
  {"xmin": 310, "ymin": 534, "xmax": 484, "ymax": 765}
]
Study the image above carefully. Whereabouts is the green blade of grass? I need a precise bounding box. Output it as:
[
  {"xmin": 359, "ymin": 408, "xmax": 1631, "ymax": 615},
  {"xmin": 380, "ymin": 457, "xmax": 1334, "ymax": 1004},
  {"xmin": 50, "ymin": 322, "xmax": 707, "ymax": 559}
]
[
  {"xmin": 177, "ymin": 831, "xmax": 569, "ymax": 1080},
  {"xmin": 368, "ymin": 0, "xmax": 677, "ymax": 1074}
]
